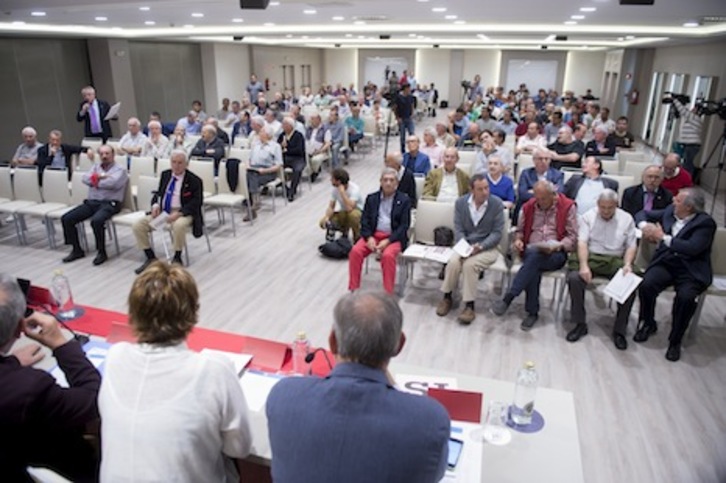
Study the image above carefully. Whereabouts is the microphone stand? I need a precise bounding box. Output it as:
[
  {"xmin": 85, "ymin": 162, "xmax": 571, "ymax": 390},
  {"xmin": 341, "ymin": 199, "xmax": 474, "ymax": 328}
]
[
  {"xmin": 42, "ymin": 308, "xmax": 90, "ymax": 346},
  {"xmin": 305, "ymin": 348, "xmax": 333, "ymax": 376}
]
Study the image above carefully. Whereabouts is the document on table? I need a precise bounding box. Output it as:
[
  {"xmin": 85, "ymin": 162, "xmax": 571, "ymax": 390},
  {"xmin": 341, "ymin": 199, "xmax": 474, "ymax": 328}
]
[
  {"xmin": 453, "ymin": 239, "xmax": 473, "ymax": 258},
  {"xmin": 393, "ymin": 374, "xmax": 458, "ymax": 396},
  {"xmin": 50, "ymin": 340, "xmax": 111, "ymax": 388},
  {"xmin": 603, "ymin": 268, "xmax": 642, "ymax": 304},
  {"xmin": 104, "ymin": 102, "xmax": 121, "ymax": 121},
  {"xmin": 239, "ymin": 370, "xmax": 285, "ymax": 412},
  {"xmin": 149, "ymin": 212, "xmax": 169, "ymax": 230},
  {"xmin": 403, "ymin": 244, "xmax": 455, "ymax": 264},
  {"xmin": 200, "ymin": 349, "xmax": 253, "ymax": 376}
]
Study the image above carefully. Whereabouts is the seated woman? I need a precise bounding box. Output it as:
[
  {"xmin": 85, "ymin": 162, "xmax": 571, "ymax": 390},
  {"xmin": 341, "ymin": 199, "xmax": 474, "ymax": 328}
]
[{"xmin": 99, "ymin": 262, "xmax": 252, "ymax": 482}]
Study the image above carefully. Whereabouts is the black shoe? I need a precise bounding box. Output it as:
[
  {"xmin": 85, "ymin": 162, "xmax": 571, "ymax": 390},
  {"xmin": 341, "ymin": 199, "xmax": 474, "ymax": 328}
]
[
  {"xmin": 310, "ymin": 171, "xmax": 319, "ymax": 182},
  {"xmin": 613, "ymin": 333, "xmax": 628, "ymax": 351},
  {"xmin": 633, "ymin": 323, "xmax": 657, "ymax": 343},
  {"xmin": 566, "ymin": 323, "xmax": 588, "ymax": 342},
  {"xmin": 287, "ymin": 193, "xmax": 295, "ymax": 202},
  {"xmin": 92, "ymin": 251, "xmax": 108, "ymax": 266},
  {"xmin": 520, "ymin": 314, "xmax": 538, "ymax": 331},
  {"xmin": 135, "ymin": 258, "xmax": 156, "ymax": 275},
  {"xmin": 665, "ymin": 344, "xmax": 681, "ymax": 362},
  {"xmin": 172, "ymin": 255, "xmax": 183, "ymax": 265},
  {"xmin": 62, "ymin": 249, "xmax": 85, "ymax": 263},
  {"xmin": 491, "ymin": 299, "xmax": 510, "ymax": 316}
]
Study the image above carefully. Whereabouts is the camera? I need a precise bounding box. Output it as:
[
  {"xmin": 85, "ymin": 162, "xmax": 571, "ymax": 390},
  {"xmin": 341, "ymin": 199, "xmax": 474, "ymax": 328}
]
[
  {"xmin": 695, "ymin": 98, "xmax": 726, "ymax": 120},
  {"xmin": 461, "ymin": 80, "xmax": 471, "ymax": 90},
  {"xmin": 662, "ymin": 92, "xmax": 690, "ymax": 105}
]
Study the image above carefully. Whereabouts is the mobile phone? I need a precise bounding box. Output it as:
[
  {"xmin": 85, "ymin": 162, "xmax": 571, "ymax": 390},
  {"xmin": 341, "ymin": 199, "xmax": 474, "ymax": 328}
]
[{"xmin": 447, "ymin": 437, "xmax": 464, "ymax": 469}]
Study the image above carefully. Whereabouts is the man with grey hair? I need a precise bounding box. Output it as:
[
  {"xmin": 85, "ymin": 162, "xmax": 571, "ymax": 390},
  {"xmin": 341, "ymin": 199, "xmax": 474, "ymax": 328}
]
[
  {"xmin": 621, "ymin": 164, "xmax": 673, "ymax": 218},
  {"xmin": 118, "ymin": 117, "xmax": 148, "ymax": 156},
  {"xmin": 566, "ymin": 189, "xmax": 637, "ymax": 349},
  {"xmin": 36, "ymin": 130, "xmax": 91, "ymax": 185},
  {"xmin": 0, "ymin": 274, "xmax": 101, "ymax": 481},
  {"xmin": 349, "ymin": 168, "xmax": 411, "ymax": 294},
  {"xmin": 11, "ymin": 126, "xmax": 42, "ymax": 166},
  {"xmin": 384, "ymin": 152, "xmax": 417, "ymax": 209},
  {"xmin": 634, "ymin": 187, "xmax": 716, "ymax": 361},
  {"xmin": 585, "ymin": 125, "xmax": 616, "ymax": 158},
  {"xmin": 245, "ymin": 125, "xmax": 283, "ymax": 220},
  {"xmin": 435, "ymin": 121, "xmax": 455, "ymax": 148},
  {"xmin": 278, "ymin": 116, "xmax": 306, "ymax": 202},
  {"xmin": 141, "ymin": 120, "xmax": 169, "ymax": 158},
  {"xmin": 266, "ymin": 290, "xmax": 450, "ymax": 483},
  {"xmin": 190, "ymin": 124, "xmax": 226, "ymax": 172},
  {"xmin": 305, "ymin": 113, "xmax": 331, "ymax": 180},
  {"xmin": 77, "ymin": 85, "xmax": 113, "ymax": 140},
  {"xmin": 661, "ymin": 152, "xmax": 693, "ymax": 197}
]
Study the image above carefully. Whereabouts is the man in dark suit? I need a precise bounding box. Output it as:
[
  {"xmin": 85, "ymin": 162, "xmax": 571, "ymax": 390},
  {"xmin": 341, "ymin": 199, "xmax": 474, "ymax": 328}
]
[
  {"xmin": 36, "ymin": 129, "xmax": 92, "ymax": 185},
  {"xmin": 0, "ymin": 274, "xmax": 101, "ymax": 482},
  {"xmin": 634, "ymin": 188, "xmax": 716, "ymax": 361},
  {"xmin": 437, "ymin": 174, "xmax": 505, "ymax": 324},
  {"xmin": 563, "ymin": 156, "xmax": 619, "ymax": 215},
  {"xmin": 384, "ymin": 151, "xmax": 417, "ymax": 209},
  {"xmin": 266, "ymin": 291, "xmax": 450, "ymax": 483},
  {"xmin": 190, "ymin": 125, "xmax": 226, "ymax": 175},
  {"xmin": 76, "ymin": 85, "xmax": 112, "ymax": 141},
  {"xmin": 585, "ymin": 126, "xmax": 616, "ymax": 158},
  {"xmin": 349, "ymin": 168, "xmax": 411, "ymax": 294},
  {"xmin": 278, "ymin": 116, "xmax": 306, "ymax": 202},
  {"xmin": 621, "ymin": 165, "xmax": 673, "ymax": 218},
  {"xmin": 132, "ymin": 150, "xmax": 204, "ymax": 273}
]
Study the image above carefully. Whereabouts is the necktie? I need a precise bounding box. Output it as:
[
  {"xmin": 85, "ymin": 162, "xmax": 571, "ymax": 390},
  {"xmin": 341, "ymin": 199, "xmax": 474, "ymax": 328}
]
[
  {"xmin": 644, "ymin": 191, "xmax": 654, "ymax": 211},
  {"xmin": 90, "ymin": 102, "xmax": 101, "ymax": 133},
  {"xmin": 164, "ymin": 176, "xmax": 177, "ymax": 214}
]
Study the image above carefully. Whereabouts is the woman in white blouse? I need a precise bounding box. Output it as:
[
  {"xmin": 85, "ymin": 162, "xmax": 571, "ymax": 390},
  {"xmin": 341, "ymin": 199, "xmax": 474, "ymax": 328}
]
[{"xmin": 99, "ymin": 262, "xmax": 252, "ymax": 482}]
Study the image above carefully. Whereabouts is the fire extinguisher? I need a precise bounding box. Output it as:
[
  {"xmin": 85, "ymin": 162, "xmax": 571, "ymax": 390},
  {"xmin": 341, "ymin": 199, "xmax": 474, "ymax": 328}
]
[
  {"xmin": 629, "ymin": 89, "xmax": 639, "ymax": 105},
  {"xmin": 265, "ymin": 78, "xmax": 270, "ymax": 91}
]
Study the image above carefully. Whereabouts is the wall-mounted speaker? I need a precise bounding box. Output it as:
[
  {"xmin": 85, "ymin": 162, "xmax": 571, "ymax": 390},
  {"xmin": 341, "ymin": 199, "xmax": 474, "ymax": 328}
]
[{"xmin": 240, "ymin": 0, "xmax": 269, "ymax": 9}]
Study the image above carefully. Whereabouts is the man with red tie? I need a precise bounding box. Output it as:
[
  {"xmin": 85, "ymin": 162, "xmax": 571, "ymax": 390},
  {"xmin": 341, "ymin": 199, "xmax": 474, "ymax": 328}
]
[
  {"xmin": 76, "ymin": 86, "xmax": 113, "ymax": 142},
  {"xmin": 132, "ymin": 150, "xmax": 204, "ymax": 273}
]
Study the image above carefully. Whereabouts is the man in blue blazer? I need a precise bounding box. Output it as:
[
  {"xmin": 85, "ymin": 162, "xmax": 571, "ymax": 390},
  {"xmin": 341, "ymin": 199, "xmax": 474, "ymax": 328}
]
[
  {"xmin": 266, "ymin": 291, "xmax": 450, "ymax": 483},
  {"xmin": 349, "ymin": 168, "xmax": 411, "ymax": 294},
  {"xmin": 437, "ymin": 174, "xmax": 505, "ymax": 324},
  {"xmin": 634, "ymin": 188, "xmax": 716, "ymax": 361}
]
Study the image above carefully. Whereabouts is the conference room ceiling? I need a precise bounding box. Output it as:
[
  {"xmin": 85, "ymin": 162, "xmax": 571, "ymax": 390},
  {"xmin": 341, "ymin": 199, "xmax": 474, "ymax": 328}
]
[{"xmin": 2, "ymin": 0, "xmax": 725, "ymax": 50}]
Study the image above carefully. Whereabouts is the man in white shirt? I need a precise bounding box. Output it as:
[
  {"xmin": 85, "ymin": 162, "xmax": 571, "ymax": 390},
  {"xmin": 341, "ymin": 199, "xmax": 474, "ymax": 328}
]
[
  {"xmin": 11, "ymin": 126, "xmax": 42, "ymax": 166},
  {"xmin": 319, "ymin": 168, "xmax": 364, "ymax": 241},
  {"xmin": 515, "ymin": 122, "xmax": 546, "ymax": 156},
  {"xmin": 565, "ymin": 189, "xmax": 637, "ymax": 349},
  {"xmin": 118, "ymin": 117, "xmax": 148, "ymax": 156},
  {"xmin": 305, "ymin": 113, "xmax": 331, "ymax": 180},
  {"xmin": 245, "ymin": 125, "xmax": 283, "ymax": 220},
  {"xmin": 141, "ymin": 120, "xmax": 169, "ymax": 159},
  {"xmin": 264, "ymin": 110, "xmax": 282, "ymax": 138}
]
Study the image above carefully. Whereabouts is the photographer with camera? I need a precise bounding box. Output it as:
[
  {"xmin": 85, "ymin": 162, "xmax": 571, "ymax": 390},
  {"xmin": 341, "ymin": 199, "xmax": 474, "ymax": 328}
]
[{"xmin": 666, "ymin": 93, "xmax": 703, "ymax": 176}]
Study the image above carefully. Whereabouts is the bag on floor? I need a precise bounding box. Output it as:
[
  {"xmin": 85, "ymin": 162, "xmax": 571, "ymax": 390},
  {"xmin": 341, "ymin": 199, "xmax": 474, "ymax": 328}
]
[
  {"xmin": 319, "ymin": 237, "xmax": 353, "ymax": 259},
  {"xmin": 434, "ymin": 226, "xmax": 454, "ymax": 247}
]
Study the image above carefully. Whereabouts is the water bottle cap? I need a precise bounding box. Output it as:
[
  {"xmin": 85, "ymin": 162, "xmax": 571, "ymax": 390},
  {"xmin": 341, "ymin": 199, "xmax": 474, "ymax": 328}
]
[
  {"xmin": 296, "ymin": 331, "xmax": 307, "ymax": 340},
  {"xmin": 53, "ymin": 269, "xmax": 64, "ymax": 276},
  {"xmin": 524, "ymin": 361, "xmax": 535, "ymax": 369}
]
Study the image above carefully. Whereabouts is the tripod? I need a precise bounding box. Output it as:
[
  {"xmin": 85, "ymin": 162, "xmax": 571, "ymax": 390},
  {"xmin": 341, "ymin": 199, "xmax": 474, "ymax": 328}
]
[{"xmin": 699, "ymin": 122, "xmax": 726, "ymax": 225}]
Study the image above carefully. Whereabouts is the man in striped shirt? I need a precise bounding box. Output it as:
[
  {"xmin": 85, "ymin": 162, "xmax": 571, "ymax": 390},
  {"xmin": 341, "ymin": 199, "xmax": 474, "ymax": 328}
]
[{"xmin": 672, "ymin": 96, "xmax": 703, "ymax": 176}]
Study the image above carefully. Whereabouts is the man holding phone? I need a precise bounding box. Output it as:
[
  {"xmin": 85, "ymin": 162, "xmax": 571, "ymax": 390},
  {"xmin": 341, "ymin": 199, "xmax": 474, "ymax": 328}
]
[{"xmin": 0, "ymin": 274, "xmax": 101, "ymax": 482}]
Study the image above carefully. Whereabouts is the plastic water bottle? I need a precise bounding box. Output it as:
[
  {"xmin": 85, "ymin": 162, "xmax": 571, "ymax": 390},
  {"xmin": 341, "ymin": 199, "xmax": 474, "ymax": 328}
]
[
  {"xmin": 50, "ymin": 270, "xmax": 83, "ymax": 321},
  {"xmin": 292, "ymin": 331, "xmax": 311, "ymax": 375},
  {"xmin": 511, "ymin": 361, "xmax": 539, "ymax": 425}
]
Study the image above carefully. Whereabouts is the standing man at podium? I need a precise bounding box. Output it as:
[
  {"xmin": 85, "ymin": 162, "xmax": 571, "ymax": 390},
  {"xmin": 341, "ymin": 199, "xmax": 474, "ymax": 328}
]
[{"xmin": 76, "ymin": 86, "xmax": 113, "ymax": 142}]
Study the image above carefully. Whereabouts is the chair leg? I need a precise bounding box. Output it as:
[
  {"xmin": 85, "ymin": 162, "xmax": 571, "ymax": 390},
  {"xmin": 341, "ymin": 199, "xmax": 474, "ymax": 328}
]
[
  {"xmin": 229, "ymin": 206, "xmax": 237, "ymax": 236},
  {"xmin": 688, "ymin": 295, "xmax": 707, "ymax": 341},
  {"xmin": 183, "ymin": 240, "xmax": 190, "ymax": 266},
  {"xmin": 204, "ymin": 225, "xmax": 212, "ymax": 252},
  {"xmin": 111, "ymin": 223, "xmax": 121, "ymax": 256},
  {"xmin": 12, "ymin": 214, "xmax": 26, "ymax": 245}
]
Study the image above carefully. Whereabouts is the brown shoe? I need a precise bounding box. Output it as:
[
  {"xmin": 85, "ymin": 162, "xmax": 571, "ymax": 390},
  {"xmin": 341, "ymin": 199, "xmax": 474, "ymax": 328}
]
[
  {"xmin": 458, "ymin": 306, "xmax": 476, "ymax": 325},
  {"xmin": 243, "ymin": 209, "xmax": 258, "ymax": 222},
  {"xmin": 436, "ymin": 298, "xmax": 452, "ymax": 317}
]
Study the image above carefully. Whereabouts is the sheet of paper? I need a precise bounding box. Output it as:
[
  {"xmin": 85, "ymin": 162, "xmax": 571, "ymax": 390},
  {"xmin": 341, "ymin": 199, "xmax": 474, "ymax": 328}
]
[
  {"xmin": 104, "ymin": 102, "xmax": 121, "ymax": 121},
  {"xmin": 529, "ymin": 239, "xmax": 563, "ymax": 250},
  {"xmin": 201, "ymin": 348, "xmax": 253, "ymax": 375},
  {"xmin": 443, "ymin": 421, "xmax": 484, "ymax": 482},
  {"xmin": 239, "ymin": 370, "xmax": 285, "ymax": 412},
  {"xmin": 49, "ymin": 340, "xmax": 111, "ymax": 388},
  {"xmin": 394, "ymin": 373, "xmax": 458, "ymax": 396},
  {"xmin": 453, "ymin": 238, "xmax": 473, "ymax": 258},
  {"xmin": 403, "ymin": 244, "xmax": 428, "ymax": 258},
  {"xmin": 603, "ymin": 268, "xmax": 642, "ymax": 304},
  {"xmin": 712, "ymin": 276, "xmax": 726, "ymax": 291},
  {"xmin": 426, "ymin": 246, "xmax": 455, "ymax": 264},
  {"xmin": 148, "ymin": 211, "xmax": 169, "ymax": 230}
]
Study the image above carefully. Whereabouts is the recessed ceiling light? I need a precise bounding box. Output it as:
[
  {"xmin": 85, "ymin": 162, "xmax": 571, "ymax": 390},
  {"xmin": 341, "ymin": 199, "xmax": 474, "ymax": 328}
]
[
  {"xmin": 571, "ymin": 15, "xmax": 585, "ymax": 20},
  {"xmin": 683, "ymin": 21, "xmax": 699, "ymax": 27},
  {"xmin": 12, "ymin": 21, "xmax": 25, "ymax": 25},
  {"xmin": 232, "ymin": 18, "xmax": 243, "ymax": 23},
  {"xmin": 580, "ymin": 7, "xmax": 596, "ymax": 12},
  {"xmin": 95, "ymin": 16, "xmax": 108, "ymax": 21},
  {"xmin": 454, "ymin": 20, "xmax": 465, "ymax": 24},
  {"xmin": 286, "ymin": 34, "xmax": 293, "ymax": 38},
  {"xmin": 477, "ymin": 34, "xmax": 489, "ymax": 40},
  {"xmin": 303, "ymin": 9, "xmax": 316, "ymax": 14},
  {"xmin": 545, "ymin": 34, "xmax": 555, "ymax": 41},
  {"xmin": 345, "ymin": 33, "xmax": 352, "ymax": 37},
  {"xmin": 357, "ymin": 35, "xmax": 365, "ymax": 39},
  {"xmin": 625, "ymin": 35, "xmax": 635, "ymax": 40},
  {"xmin": 191, "ymin": 12, "xmax": 204, "ymax": 18},
  {"xmin": 354, "ymin": 20, "xmax": 365, "ymax": 25},
  {"xmin": 582, "ymin": 45, "xmax": 589, "ymax": 49},
  {"xmin": 264, "ymin": 22, "xmax": 275, "ymax": 26},
  {"xmin": 409, "ymin": 33, "xmax": 417, "ymax": 37},
  {"xmin": 617, "ymin": 37, "xmax": 624, "ymax": 41},
  {"xmin": 564, "ymin": 20, "xmax": 577, "ymax": 25},
  {"xmin": 139, "ymin": 6, "xmax": 150, "ymax": 11},
  {"xmin": 417, "ymin": 0, "xmax": 429, "ymax": 2},
  {"xmin": 31, "ymin": 11, "xmax": 46, "ymax": 17},
  {"xmin": 183, "ymin": 24, "xmax": 194, "ymax": 28},
  {"xmin": 269, "ymin": 1, "xmax": 280, "ymax": 5},
  {"xmin": 332, "ymin": 16, "xmax": 344, "ymax": 21},
  {"xmin": 144, "ymin": 20, "xmax": 156, "ymax": 25},
  {"xmin": 302, "ymin": 35, "xmax": 309, "ymax": 39},
  {"xmin": 445, "ymin": 15, "xmax": 457, "ymax": 20},
  {"xmin": 432, "ymin": 7, "xmax": 447, "ymax": 13}
]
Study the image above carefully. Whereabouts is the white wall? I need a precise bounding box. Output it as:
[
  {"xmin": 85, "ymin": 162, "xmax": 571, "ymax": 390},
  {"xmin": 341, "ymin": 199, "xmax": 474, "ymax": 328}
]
[
  {"xmin": 563, "ymin": 51, "xmax": 606, "ymax": 97},
  {"xmin": 416, "ymin": 48, "xmax": 451, "ymax": 102},
  {"xmin": 213, "ymin": 43, "xmax": 251, "ymax": 103},
  {"xmin": 462, "ymin": 50, "xmax": 501, "ymax": 89},
  {"xmin": 323, "ymin": 49, "xmax": 358, "ymax": 90},
  {"xmin": 250, "ymin": 45, "xmax": 324, "ymax": 95}
]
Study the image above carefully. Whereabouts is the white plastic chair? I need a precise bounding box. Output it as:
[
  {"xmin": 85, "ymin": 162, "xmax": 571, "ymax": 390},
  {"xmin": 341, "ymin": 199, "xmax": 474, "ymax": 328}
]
[
  {"xmin": 17, "ymin": 169, "xmax": 71, "ymax": 247},
  {"xmin": 205, "ymin": 162, "xmax": 254, "ymax": 235},
  {"xmin": 0, "ymin": 167, "xmax": 39, "ymax": 244}
]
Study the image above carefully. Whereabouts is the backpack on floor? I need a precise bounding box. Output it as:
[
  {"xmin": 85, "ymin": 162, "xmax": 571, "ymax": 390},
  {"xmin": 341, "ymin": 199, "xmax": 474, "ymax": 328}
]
[{"xmin": 319, "ymin": 237, "xmax": 353, "ymax": 259}]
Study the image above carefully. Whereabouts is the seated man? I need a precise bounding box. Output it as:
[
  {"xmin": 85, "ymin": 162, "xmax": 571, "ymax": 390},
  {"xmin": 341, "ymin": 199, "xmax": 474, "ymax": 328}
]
[
  {"xmin": 11, "ymin": 126, "xmax": 42, "ymax": 166},
  {"xmin": 132, "ymin": 150, "xmax": 204, "ymax": 273},
  {"xmin": 190, "ymin": 125, "xmax": 226, "ymax": 174},
  {"xmin": 278, "ymin": 117, "xmax": 306, "ymax": 202},
  {"xmin": 565, "ymin": 190, "xmax": 637, "ymax": 349},
  {"xmin": 450, "ymin": 108, "xmax": 471, "ymax": 144},
  {"xmin": 204, "ymin": 117, "xmax": 229, "ymax": 145},
  {"xmin": 345, "ymin": 105, "xmax": 365, "ymax": 152},
  {"xmin": 176, "ymin": 110, "xmax": 201, "ymax": 136},
  {"xmin": 402, "ymin": 135, "xmax": 431, "ymax": 176},
  {"xmin": 319, "ymin": 168, "xmax": 364, "ymax": 241},
  {"xmin": 457, "ymin": 123, "xmax": 481, "ymax": 149},
  {"xmin": 437, "ymin": 175, "xmax": 505, "ymax": 324},
  {"xmin": 486, "ymin": 155, "xmax": 515, "ymax": 209},
  {"xmin": 661, "ymin": 152, "xmax": 693, "ymax": 197},
  {"xmin": 141, "ymin": 120, "xmax": 169, "ymax": 159},
  {"xmin": 543, "ymin": 111, "xmax": 565, "ymax": 145},
  {"xmin": 36, "ymin": 130, "xmax": 90, "ymax": 185},
  {"xmin": 118, "ymin": 117, "xmax": 148, "ymax": 156},
  {"xmin": 423, "ymin": 147, "xmax": 470, "ymax": 202},
  {"xmin": 384, "ymin": 152, "xmax": 417, "ymax": 209},
  {"xmin": 0, "ymin": 275, "xmax": 101, "ymax": 482},
  {"xmin": 547, "ymin": 125, "xmax": 584, "ymax": 170},
  {"xmin": 592, "ymin": 106, "xmax": 616, "ymax": 134},
  {"xmin": 563, "ymin": 156, "xmax": 619, "ymax": 215},
  {"xmin": 496, "ymin": 109, "xmax": 517, "ymax": 136},
  {"xmin": 349, "ymin": 168, "xmax": 411, "ymax": 295},
  {"xmin": 264, "ymin": 110, "xmax": 282, "ymax": 138},
  {"xmin": 61, "ymin": 144, "xmax": 128, "ymax": 266},
  {"xmin": 635, "ymin": 188, "xmax": 716, "ymax": 362},
  {"xmin": 608, "ymin": 116, "xmax": 635, "ymax": 150},
  {"xmin": 516, "ymin": 149, "xmax": 564, "ymax": 207},
  {"xmin": 305, "ymin": 113, "xmax": 331, "ymax": 180},
  {"xmin": 472, "ymin": 130, "xmax": 504, "ymax": 175},
  {"xmin": 435, "ymin": 121, "xmax": 456, "ymax": 148},
  {"xmin": 621, "ymin": 165, "xmax": 673, "ymax": 218},
  {"xmin": 515, "ymin": 122, "xmax": 547, "ymax": 156},
  {"xmin": 191, "ymin": 99, "xmax": 208, "ymax": 123},
  {"xmin": 492, "ymin": 180, "xmax": 577, "ymax": 330},
  {"xmin": 245, "ymin": 125, "xmax": 283, "ymax": 221},
  {"xmin": 476, "ymin": 106, "xmax": 498, "ymax": 133},
  {"xmin": 267, "ymin": 290, "xmax": 450, "ymax": 483},
  {"xmin": 585, "ymin": 126, "xmax": 616, "ymax": 158},
  {"xmin": 164, "ymin": 123, "xmax": 195, "ymax": 158},
  {"xmin": 491, "ymin": 129, "xmax": 514, "ymax": 172},
  {"xmin": 324, "ymin": 110, "xmax": 346, "ymax": 169}
]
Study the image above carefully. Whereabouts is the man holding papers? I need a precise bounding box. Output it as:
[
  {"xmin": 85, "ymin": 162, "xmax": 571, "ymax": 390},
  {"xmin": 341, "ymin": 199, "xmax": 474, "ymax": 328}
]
[
  {"xmin": 76, "ymin": 85, "xmax": 113, "ymax": 141},
  {"xmin": 565, "ymin": 190, "xmax": 637, "ymax": 349},
  {"xmin": 634, "ymin": 188, "xmax": 716, "ymax": 361},
  {"xmin": 437, "ymin": 174, "xmax": 505, "ymax": 324}
]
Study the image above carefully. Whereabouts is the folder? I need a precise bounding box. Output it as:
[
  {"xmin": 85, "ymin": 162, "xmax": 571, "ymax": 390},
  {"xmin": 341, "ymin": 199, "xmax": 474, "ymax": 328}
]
[
  {"xmin": 240, "ymin": 336, "xmax": 289, "ymax": 372},
  {"xmin": 427, "ymin": 388, "xmax": 483, "ymax": 423}
]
